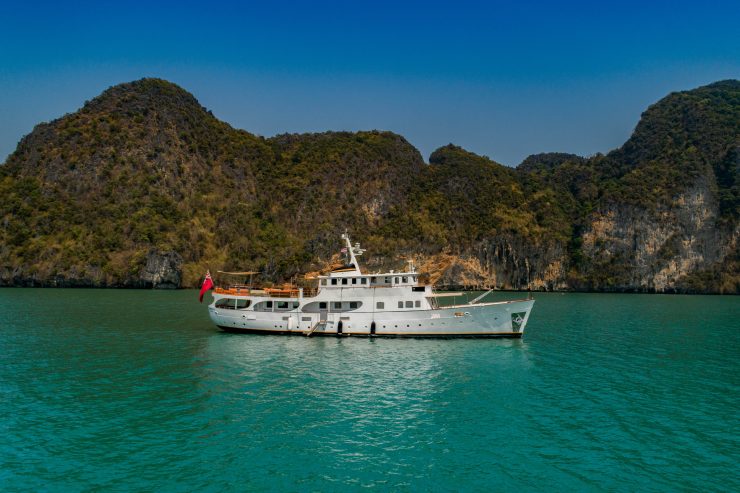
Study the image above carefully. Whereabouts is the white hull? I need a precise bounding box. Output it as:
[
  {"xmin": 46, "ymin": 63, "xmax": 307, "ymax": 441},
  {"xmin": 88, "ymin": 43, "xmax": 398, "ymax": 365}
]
[{"xmin": 209, "ymin": 298, "xmax": 534, "ymax": 338}]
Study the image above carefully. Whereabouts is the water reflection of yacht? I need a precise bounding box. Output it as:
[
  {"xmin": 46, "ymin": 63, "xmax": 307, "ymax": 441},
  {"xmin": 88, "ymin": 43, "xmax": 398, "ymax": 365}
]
[{"xmin": 208, "ymin": 234, "xmax": 534, "ymax": 337}]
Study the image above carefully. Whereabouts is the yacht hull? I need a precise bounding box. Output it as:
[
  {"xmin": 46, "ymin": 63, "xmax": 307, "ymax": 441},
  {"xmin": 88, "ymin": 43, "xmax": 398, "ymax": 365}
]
[
  {"xmin": 209, "ymin": 299, "xmax": 534, "ymax": 338},
  {"xmin": 217, "ymin": 326, "xmax": 523, "ymax": 338}
]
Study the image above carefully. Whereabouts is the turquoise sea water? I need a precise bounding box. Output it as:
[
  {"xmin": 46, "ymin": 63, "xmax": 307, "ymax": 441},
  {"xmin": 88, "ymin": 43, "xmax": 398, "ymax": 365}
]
[{"xmin": 0, "ymin": 289, "xmax": 738, "ymax": 492}]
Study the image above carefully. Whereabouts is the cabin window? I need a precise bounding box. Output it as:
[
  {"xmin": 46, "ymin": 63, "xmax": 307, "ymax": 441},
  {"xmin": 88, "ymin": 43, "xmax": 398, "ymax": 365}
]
[
  {"xmin": 361, "ymin": 278, "xmax": 367, "ymax": 285},
  {"xmin": 253, "ymin": 301, "xmax": 273, "ymax": 311},
  {"xmin": 415, "ymin": 300, "xmax": 421, "ymax": 308},
  {"xmin": 349, "ymin": 302, "xmax": 358, "ymax": 309},
  {"xmin": 398, "ymin": 301, "xmax": 403, "ymax": 308},
  {"xmin": 412, "ymin": 286, "xmax": 425, "ymax": 292},
  {"xmin": 342, "ymin": 278, "xmax": 348, "ymax": 285},
  {"xmin": 331, "ymin": 279, "xmax": 338, "ymax": 285},
  {"xmin": 292, "ymin": 302, "xmax": 299, "ymax": 309},
  {"xmin": 370, "ymin": 277, "xmax": 376, "ymax": 284},
  {"xmin": 334, "ymin": 302, "xmax": 342, "ymax": 310},
  {"xmin": 395, "ymin": 277, "xmax": 399, "ymax": 284},
  {"xmin": 216, "ymin": 298, "xmax": 241, "ymax": 309},
  {"xmin": 321, "ymin": 279, "xmax": 327, "ymax": 286},
  {"xmin": 319, "ymin": 302, "xmax": 327, "ymax": 309},
  {"xmin": 385, "ymin": 277, "xmax": 391, "ymax": 283},
  {"xmin": 402, "ymin": 277, "xmax": 407, "ymax": 283},
  {"xmin": 405, "ymin": 301, "xmax": 413, "ymax": 308},
  {"xmin": 377, "ymin": 302, "xmax": 384, "ymax": 309},
  {"xmin": 277, "ymin": 301, "xmax": 289, "ymax": 310},
  {"xmin": 352, "ymin": 278, "xmax": 357, "ymax": 285},
  {"xmin": 412, "ymin": 276, "xmax": 417, "ymax": 282}
]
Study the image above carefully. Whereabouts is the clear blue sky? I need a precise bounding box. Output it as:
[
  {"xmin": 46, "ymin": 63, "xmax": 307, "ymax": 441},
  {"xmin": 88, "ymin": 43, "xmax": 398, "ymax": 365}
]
[{"xmin": 1, "ymin": 0, "xmax": 738, "ymax": 166}]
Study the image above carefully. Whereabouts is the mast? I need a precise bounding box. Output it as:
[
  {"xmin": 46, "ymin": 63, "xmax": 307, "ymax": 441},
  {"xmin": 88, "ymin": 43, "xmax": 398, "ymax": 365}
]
[{"xmin": 341, "ymin": 232, "xmax": 364, "ymax": 275}]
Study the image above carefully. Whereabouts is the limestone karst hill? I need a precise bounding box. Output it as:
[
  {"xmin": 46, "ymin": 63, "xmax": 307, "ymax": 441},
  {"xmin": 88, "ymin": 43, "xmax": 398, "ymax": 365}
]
[{"xmin": 1, "ymin": 78, "xmax": 737, "ymax": 292}]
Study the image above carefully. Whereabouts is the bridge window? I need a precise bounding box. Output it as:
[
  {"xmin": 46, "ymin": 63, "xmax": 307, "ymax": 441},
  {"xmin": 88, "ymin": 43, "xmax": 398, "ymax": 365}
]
[
  {"xmin": 405, "ymin": 301, "xmax": 413, "ymax": 308},
  {"xmin": 361, "ymin": 278, "xmax": 367, "ymax": 284},
  {"xmin": 349, "ymin": 302, "xmax": 358, "ymax": 309},
  {"xmin": 376, "ymin": 302, "xmax": 384, "ymax": 309},
  {"xmin": 415, "ymin": 300, "xmax": 421, "ymax": 307},
  {"xmin": 402, "ymin": 277, "xmax": 407, "ymax": 283},
  {"xmin": 334, "ymin": 302, "xmax": 342, "ymax": 310},
  {"xmin": 331, "ymin": 279, "xmax": 338, "ymax": 285},
  {"xmin": 352, "ymin": 278, "xmax": 357, "ymax": 284},
  {"xmin": 370, "ymin": 277, "xmax": 377, "ymax": 284},
  {"xmin": 398, "ymin": 301, "xmax": 403, "ymax": 308},
  {"xmin": 321, "ymin": 279, "xmax": 327, "ymax": 286},
  {"xmin": 385, "ymin": 277, "xmax": 391, "ymax": 283},
  {"xmin": 395, "ymin": 277, "xmax": 399, "ymax": 284},
  {"xmin": 342, "ymin": 278, "xmax": 348, "ymax": 285},
  {"xmin": 266, "ymin": 301, "xmax": 273, "ymax": 308},
  {"xmin": 319, "ymin": 302, "xmax": 327, "ymax": 309}
]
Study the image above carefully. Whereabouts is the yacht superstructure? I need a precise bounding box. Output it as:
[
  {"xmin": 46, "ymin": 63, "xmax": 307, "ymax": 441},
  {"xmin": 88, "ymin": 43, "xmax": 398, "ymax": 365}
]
[{"xmin": 207, "ymin": 234, "xmax": 534, "ymax": 337}]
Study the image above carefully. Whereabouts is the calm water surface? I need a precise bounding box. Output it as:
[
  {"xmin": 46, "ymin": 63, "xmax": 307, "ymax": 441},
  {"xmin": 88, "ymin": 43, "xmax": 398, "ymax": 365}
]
[{"xmin": 0, "ymin": 289, "xmax": 738, "ymax": 491}]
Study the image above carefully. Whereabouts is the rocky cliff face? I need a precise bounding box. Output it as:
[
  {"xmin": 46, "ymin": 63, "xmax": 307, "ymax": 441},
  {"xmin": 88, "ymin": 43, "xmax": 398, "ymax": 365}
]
[
  {"xmin": 577, "ymin": 177, "xmax": 737, "ymax": 292},
  {"xmin": 0, "ymin": 78, "xmax": 737, "ymax": 292},
  {"xmin": 414, "ymin": 235, "xmax": 568, "ymax": 291},
  {"xmin": 139, "ymin": 251, "xmax": 182, "ymax": 289}
]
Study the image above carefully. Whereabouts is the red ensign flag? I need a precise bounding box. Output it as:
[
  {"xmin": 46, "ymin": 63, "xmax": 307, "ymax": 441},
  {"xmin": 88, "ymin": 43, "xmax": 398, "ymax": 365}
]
[{"xmin": 199, "ymin": 270, "xmax": 214, "ymax": 303}]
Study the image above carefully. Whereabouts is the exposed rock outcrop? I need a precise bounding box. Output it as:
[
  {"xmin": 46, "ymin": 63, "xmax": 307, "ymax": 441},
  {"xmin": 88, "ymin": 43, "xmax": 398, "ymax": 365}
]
[
  {"xmin": 576, "ymin": 178, "xmax": 737, "ymax": 291},
  {"xmin": 139, "ymin": 250, "xmax": 183, "ymax": 289}
]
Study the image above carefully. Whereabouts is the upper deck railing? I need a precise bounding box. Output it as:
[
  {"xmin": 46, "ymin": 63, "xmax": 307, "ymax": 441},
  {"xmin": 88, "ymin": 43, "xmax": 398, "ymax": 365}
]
[{"xmin": 214, "ymin": 285, "xmax": 319, "ymax": 298}]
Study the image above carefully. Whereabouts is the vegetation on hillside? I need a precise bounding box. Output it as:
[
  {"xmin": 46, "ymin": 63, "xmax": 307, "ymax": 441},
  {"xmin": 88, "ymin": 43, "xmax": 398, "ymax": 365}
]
[{"xmin": 1, "ymin": 78, "xmax": 738, "ymax": 292}]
